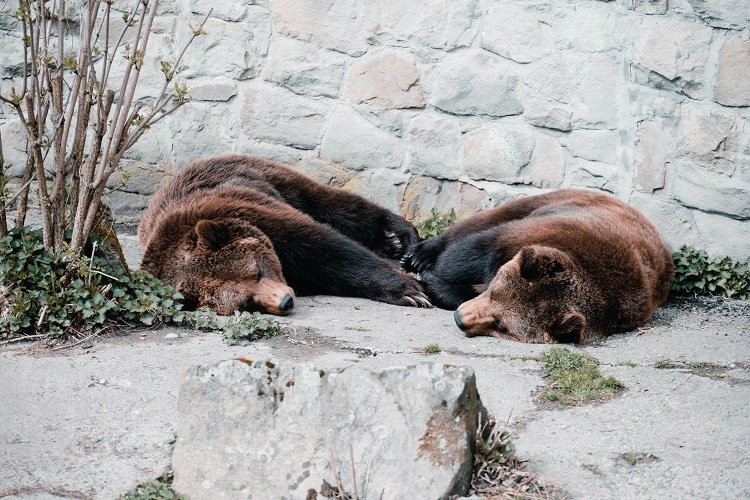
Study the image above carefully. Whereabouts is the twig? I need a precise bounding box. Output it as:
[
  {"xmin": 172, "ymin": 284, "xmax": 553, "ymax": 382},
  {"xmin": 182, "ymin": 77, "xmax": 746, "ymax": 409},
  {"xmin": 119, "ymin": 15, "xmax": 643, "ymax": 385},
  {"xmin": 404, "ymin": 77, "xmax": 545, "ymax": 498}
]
[
  {"xmin": 330, "ymin": 449, "xmax": 344, "ymax": 499},
  {"xmin": 0, "ymin": 334, "xmax": 49, "ymax": 346},
  {"xmin": 50, "ymin": 327, "xmax": 104, "ymax": 351}
]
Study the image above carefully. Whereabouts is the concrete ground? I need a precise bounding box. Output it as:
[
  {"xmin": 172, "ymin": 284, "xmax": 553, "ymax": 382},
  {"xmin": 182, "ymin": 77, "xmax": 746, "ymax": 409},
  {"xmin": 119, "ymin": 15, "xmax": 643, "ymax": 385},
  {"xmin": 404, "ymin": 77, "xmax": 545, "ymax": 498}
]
[{"xmin": 1, "ymin": 232, "xmax": 749, "ymax": 499}]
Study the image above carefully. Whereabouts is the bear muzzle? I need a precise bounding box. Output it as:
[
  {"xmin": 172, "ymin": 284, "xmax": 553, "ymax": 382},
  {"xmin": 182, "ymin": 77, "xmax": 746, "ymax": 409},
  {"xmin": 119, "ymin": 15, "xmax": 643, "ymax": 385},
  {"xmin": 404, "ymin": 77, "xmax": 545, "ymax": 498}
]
[{"xmin": 239, "ymin": 279, "xmax": 296, "ymax": 316}]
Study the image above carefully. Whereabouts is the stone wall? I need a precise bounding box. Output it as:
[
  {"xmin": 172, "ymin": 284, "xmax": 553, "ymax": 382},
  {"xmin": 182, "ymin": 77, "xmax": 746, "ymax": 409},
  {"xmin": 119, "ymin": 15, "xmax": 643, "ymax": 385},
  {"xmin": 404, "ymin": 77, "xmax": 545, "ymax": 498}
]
[{"xmin": 1, "ymin": 0, "xmax": 749, "ymax": 261}]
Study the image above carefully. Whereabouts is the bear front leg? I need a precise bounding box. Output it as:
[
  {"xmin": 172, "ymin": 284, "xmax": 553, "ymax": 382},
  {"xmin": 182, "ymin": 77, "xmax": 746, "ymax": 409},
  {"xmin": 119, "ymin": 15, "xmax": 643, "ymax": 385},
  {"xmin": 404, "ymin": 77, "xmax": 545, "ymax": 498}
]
[{"xmin": 402, "ymin": 236, "xmax": 446, "ymax": 273}]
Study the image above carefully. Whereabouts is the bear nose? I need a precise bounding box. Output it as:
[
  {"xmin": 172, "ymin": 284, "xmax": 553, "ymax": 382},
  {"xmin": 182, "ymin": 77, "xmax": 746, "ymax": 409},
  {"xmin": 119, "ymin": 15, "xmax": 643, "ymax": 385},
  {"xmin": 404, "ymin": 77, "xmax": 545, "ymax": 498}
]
[
  {"xmin": 454, "ymin": 310, "xmax": 467, "ymax": 331},
  {"xmin": 279, "ymin": 293, "xmax": 294, "ymax": 312}
]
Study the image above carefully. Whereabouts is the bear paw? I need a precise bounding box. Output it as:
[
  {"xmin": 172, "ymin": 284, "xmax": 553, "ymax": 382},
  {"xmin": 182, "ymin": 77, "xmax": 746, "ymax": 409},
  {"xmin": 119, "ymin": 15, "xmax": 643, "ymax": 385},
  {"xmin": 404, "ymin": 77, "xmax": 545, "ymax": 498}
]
[
  {"xmin": 401, "ymin": 237, "xmax": 445, "ymax": 273},
  {"xmin": 377, "ymin": 216, "xmax": 419, "ymax": 260}
]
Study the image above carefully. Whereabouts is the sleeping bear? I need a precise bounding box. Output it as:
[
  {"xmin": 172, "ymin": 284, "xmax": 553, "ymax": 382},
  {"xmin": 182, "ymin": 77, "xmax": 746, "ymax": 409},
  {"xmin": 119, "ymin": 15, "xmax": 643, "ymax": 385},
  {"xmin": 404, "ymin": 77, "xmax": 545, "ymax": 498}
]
[
  {"xmin": 138, "ymin": 155, "xmax": 431, "ymax": 315},
  {"xmin": 404, "ymin": 189, "xmax": 675, "ymax": 344}
]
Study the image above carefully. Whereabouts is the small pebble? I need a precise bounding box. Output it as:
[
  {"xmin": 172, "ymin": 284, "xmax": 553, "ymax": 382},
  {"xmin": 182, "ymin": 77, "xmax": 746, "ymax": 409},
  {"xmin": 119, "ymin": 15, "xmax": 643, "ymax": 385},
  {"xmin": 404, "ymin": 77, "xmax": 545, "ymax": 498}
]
[{"xmin": 165, "ymin": 333, "xmax": 180, "ymax": 339}]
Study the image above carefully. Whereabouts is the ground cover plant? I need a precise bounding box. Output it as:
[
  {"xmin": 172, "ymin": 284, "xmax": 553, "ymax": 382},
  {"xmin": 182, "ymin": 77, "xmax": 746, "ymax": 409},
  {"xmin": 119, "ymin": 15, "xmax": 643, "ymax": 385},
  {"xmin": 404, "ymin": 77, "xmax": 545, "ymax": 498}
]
[
  {"xmin": 671, "ymin": 245, "xmax": 750, "ymax": 299},
  {"xmin": 538, "ymin": 347, "xmax": 623, "ymax": 406},
  {"xmin": 0, "ymin": 227, "xmax": 286, "ymax": 346},
  {"xmin": 415, "ymin": 208, "xmax": 457, "ymax": 239}
]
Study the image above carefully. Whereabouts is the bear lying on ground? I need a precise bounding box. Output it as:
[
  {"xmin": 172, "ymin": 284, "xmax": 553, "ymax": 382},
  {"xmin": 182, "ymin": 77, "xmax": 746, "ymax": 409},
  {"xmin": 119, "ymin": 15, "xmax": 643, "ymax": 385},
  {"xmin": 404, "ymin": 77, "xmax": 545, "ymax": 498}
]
[
  {"xmin": 403, "ymin": 189, "xmax": 675, "ymax": 344},
  {"xmin": 138, "ymin": 155, "xmax": 431, "ymax": 315}
]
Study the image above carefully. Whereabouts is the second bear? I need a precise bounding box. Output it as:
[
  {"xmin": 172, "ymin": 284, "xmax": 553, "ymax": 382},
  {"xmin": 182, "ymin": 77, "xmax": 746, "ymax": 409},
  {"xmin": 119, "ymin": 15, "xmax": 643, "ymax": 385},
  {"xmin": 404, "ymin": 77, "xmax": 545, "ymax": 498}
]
[{"xmin": 404, "ymin": 189, "xmax": 675, "ymax": 343}]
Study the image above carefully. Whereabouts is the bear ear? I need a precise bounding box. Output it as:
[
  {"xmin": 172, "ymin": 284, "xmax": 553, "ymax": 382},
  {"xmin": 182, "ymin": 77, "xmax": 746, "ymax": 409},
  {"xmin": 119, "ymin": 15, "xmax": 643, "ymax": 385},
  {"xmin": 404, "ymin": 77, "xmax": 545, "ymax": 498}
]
[
  {"xmin": 195, "ymin": 220, "xmax": 231, "ymax": 250},
  {"xmin": 551, "ymin": 312, "xmax": 586, "ymax": 344},
  {"xmin": 519, "ymin": 246, "xmax": 566, "ymax": 281}
]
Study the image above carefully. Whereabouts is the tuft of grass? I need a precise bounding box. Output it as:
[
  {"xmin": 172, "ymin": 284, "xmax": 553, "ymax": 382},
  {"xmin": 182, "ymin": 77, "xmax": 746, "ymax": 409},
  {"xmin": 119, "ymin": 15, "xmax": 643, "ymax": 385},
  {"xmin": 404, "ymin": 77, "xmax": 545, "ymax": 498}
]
[
  {"xmin": 424, "ymin": 343, "xmax": 442, "ymax": 354},
  {"xmin": 415, "ymin": 208, "xmax": 457, "ymax": 240},
  {"xmin": 119, "ymin": 473, "xmax": 186, "ymax": 500},
  {"xmin": 539, "ymin": 347, "xmax": 624, "ymax": 406}
]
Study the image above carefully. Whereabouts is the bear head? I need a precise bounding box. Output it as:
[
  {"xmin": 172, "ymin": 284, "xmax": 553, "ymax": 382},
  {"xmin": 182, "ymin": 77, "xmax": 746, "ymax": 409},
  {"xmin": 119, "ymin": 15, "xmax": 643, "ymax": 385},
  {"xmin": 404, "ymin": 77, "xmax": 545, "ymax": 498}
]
[
  {"xmin": 145, "ymin": 218, "xmax": 295, "ymax": 316},
  {"xmin": 454, "ymin": 245, "xmax": 593, "ymax": 344}
]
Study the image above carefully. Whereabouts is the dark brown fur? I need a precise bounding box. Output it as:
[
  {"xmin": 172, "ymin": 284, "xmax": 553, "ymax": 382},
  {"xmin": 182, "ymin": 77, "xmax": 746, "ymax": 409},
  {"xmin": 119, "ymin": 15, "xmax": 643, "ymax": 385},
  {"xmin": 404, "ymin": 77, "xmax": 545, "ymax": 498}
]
[
  {"xmin": 139, "ymin": 155, "xmax": 430, "ymax": 315},
  {"xmin": 405, "ymin": 189, "xmax": 675, "ymax": 343}
]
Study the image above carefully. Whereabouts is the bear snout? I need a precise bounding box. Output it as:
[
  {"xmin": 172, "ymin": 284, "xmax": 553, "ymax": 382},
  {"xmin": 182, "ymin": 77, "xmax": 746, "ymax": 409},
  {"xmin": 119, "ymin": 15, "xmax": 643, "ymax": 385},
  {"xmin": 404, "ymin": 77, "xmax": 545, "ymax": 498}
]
[
  {"xmin": 278, "ymin": 293, "xmax": 294, "ymax": 312},
  {"xmin": 454, "ymin": 310, "xmax": 468, "ymax": 331}
]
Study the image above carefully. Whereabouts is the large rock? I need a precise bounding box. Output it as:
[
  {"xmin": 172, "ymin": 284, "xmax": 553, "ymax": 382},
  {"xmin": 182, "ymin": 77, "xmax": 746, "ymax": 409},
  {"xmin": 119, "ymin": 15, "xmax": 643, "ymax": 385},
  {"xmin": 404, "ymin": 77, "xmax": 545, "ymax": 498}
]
[
  {"xmin": 567, "ymin": 129, "xmax": 620, "ymax": 165},
  {"xmin": 672, "ymin": 161, "xmax": 750, "ymax": 220},
  {"xmin": 480, "ymin": 1, "xmax": 553, "ymax": 63},
  {"xmin": 270, "ymin": 0, "xmax": 366, "ymax": 56},
  {"xmin": 402, "ymin": 176, "xmax": 488, "ymax": 221},
  {"xmin": 404, "ymin": 112, "xmax": 463, "ymax": 180},
  {"xmin": 172, "ymin": 359, "xmax": 486, "ymax": 499},
  {"xmin": 568, "ymin": 53, "xmax": 620, "ymax": 129},
  {"xmin": 464, "ymin": 123, "xmax": 536, "ymax": 182},
  {"xmin": 347, "ymin": 53, "xmax": 426, "ymax": 109},
  {"xmin": 686, "ymin": 0, "xmax": 750, "ymax": 30},
  {"xmin": 715, "ymin": 38, "xmax": 750, "ymax": 107},
  {"xmin": 635, "ymin": 121, "xmax": 669, "ymax": 193},
  {"xmin": 262, "ymin": 36, "xmax": 348, "ymax": 98},
  {"xmin": 320, "ymin": 105, "xmax": 404, "ymax": 171},
  {"xmin": 677, "ymin": 104, "xmax": 739, "ymax": 174},
  {"xmin": 362, "ymin": 0, "xmax": 478, "ymax": 50},
  {"xmin": 429, "ymin": 50, "xmax": 523, "ymax": 117},
  {"xmin": 241, "ymin": 82, "xmax": 331, "ymax": 150},
  {"xmin": 632, "ymin": 17, "xmax": 713, "ymax": 98},
  {"xmin": 553, "ymin": 3, "xmax": 616, "ymax": 53}
]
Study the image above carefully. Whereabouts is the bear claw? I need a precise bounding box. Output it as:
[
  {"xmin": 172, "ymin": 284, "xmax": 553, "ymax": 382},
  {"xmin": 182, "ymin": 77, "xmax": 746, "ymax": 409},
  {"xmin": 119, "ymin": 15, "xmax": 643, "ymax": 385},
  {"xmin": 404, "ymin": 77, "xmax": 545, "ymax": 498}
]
[{"xmin": 403, "ymin": 292, "xmax": 433, "ymax": 308}]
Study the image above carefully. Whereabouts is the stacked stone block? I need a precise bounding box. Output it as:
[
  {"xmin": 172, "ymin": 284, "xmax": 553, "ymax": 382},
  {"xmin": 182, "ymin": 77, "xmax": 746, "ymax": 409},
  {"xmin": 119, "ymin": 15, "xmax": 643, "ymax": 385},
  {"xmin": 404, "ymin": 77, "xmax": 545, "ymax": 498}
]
[{"xmin": 0, "ymin": 0, "xmax": 749, "ymax": 261}]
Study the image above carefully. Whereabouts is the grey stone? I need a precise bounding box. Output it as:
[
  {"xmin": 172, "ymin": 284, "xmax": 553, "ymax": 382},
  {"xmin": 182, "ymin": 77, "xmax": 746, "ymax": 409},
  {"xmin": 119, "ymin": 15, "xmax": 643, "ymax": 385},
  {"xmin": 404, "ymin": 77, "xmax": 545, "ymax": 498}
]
[
  {"xmin": 240, "ymin": 82, "xmax": 331, "ymax": 150},
  {"xmin": 522, "ymin": 56, "xmax": 577, "ymax": 105},
  {"xmin": 632, "ymin": 17, "xmax": 712, "ymax": 98},
  {"xmin": 635, "ymin": 121, "xmax": 668, "ymax": 193},
  {"xmin": 347, "ymin": 52, "xmax": 425, "ymax": 109},
  {"xmin": 566, "ymin": 158, "xmax": 624, "ymax": 194},
  {"xmin": 0, "ymin": 119, "xmax": 29, "ymax": 177},
  {"xmin": 402, "ymin": 176, "xmax": 488, "ymax": 221},
  {"xmin": 567, "ymin": 129, "xmax": 619, "ymax": 165},
  {"xmin": 188, "ymin": 78, "xmax": 237, "ymax": 102},
  {"xmin": 553, "ymin": 3, "xmax": 616, "ymax": 53},
  {"xmin": 521, "ymin": 89, "xmax": 573, "ymax": 132},
  {"xmin": 694, "ymin": 211, "xmax": 750, "ymax": 262},
  {"xmin": 169, "ymin": 101, "xmax": 240, "ymax": 166},
  {"xmin": 629, "ymin": 192, "xmax": 699, "ymax": 253},
  {"xmin": 181, "ymin": 0, "xmax": 248, "ymax": 22},
  {"xmin": 686, "ymin": 0, "xmax": 750, "ymax": 29},
  {"xmin": 677, "ymin": 104, "xmax": 739, "ymax": 174},
  {"xmin": 464, "ymin": 123, "xmax": 536, "ymax": 182},
  {"xmin": 172, "ymin": 359, "xmax": 486, "ymax": 499},
  {"xmin": 524, "ymin": 132, "xmax": 566, "ymax": 189},
  {"xmin": 104, "ymin": 191, "xmax": 150, "ymax": 224},
  {"xmin": 263, "ymin": 36, "xmax": 347, "ymax": 99},
  {"xmin": 362, "ymin": 0, "xmax": 478, "ymax": 50},
  {"xmin": 633, "ymin": 0, "xmax": 668, "ymax": 15},
  {"xmin": 177, "ymin": 14, "xmax": 271, "ymax": 80},
  {"xmin": 320, "ymin": 105, "xmax": 404, "ymax": 171},
  {"xmin": 715, "ymin": 38, "xmax": 750, "ymax": 107},
  {"xmin": 270, "ymin": 0, "xmax": 367, "ymax": 56},
  {"xmin": 297, "ymin": 158, "xmax": 354, "ymax": 187},
  {"xmin": 480, "ymin": 2, "xmax": 553, "ymax": 63},
  {"xmin": 429, "ymin": 50, "xmax": 523, "ymax": 118},
  {"xmin": 672, "ymin": 161, "xmax": 750, "ymax": 220},
  {"xmin": 337, "ymin": 169, "xmax": 411, "ymax": 213},
  {"xmin": 404, "ymin": 113, "xmax": 463, "ymax": 180},
  {"xmin": 568, "ymin": 53, "xmax": 620, "ymax": 129}
]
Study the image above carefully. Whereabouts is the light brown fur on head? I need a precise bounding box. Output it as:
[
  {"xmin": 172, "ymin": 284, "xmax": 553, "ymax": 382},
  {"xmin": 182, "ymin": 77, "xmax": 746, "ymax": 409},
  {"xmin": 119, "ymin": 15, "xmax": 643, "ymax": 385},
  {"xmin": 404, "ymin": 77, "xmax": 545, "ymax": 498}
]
[
  {"xmin": 455, "ymin": 245, "xmax": 592, "ymax": 343},
  {"xmin": 142, "ymin": 217, "xmax": 295, "ymax": 316}
]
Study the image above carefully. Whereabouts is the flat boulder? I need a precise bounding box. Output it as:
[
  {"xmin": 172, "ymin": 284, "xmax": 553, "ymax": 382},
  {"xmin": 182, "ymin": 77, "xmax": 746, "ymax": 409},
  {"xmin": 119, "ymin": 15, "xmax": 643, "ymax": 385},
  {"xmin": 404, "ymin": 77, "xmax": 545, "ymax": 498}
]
[{"xmin": 172, "ymin": 359, "xmax": 487, "ymax": 499}]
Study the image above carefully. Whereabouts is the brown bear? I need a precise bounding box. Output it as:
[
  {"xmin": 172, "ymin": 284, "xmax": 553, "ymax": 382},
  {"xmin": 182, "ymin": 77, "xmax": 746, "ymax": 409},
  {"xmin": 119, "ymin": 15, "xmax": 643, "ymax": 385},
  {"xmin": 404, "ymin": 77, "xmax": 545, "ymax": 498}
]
[
  {"xmin": 403, "ymin": 189, "xmax": 675, "ymax": 344},
  {"xmin": 138, "ymin": 155, "xmax": 431, "ymax": 315}
]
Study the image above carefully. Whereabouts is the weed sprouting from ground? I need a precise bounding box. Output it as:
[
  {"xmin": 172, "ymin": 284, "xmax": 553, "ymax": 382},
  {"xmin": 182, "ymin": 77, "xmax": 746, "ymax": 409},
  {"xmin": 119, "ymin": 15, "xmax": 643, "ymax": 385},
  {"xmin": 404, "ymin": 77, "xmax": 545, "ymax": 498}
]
[
  {"xmin": 119, "ymin": 472, "xmax": 186, "ymax": 500},
  {"xmin": 183, "ymin": 307, "xmax": 289, "ymax": 346},
  {"xmin": 415, "ymin": 208, "xmax": 457, "ymax": 239},
  {"xmin": 424, "ymin": 343, "xmax": 442, "ymax": 354},
  {"xmin": 539, "ymin": 347, "xmax": 624, "ymax": 406}
]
